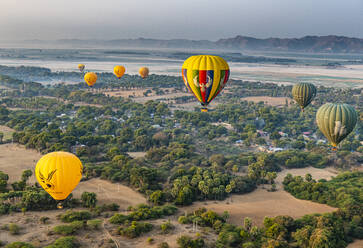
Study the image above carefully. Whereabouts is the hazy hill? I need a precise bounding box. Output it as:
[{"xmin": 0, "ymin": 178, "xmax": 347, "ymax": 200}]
[
  {"xmin": 21, "ymin": 35, "xmax": 363, "ymax": 53},
  {"xmin": 216, "ymin": 35, "xmax": 363, "ymax": 53}
]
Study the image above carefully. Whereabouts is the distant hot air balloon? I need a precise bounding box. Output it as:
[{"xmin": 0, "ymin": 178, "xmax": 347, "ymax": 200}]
[
  {"xmin": 292, "ymin": 83, "xmax": 317, "ymax": 111},
  {"xmin": 114, "ymin": 65, "xmax": 125, "ymax": 79},
  {"xmin": 35, "ymin": 152, "xmax": 83, "ymax": 208},
  {"xmin": 84, "ymin": 72, "xmax": 97, "ymax": 87},
  {"xmin": 182, "ymin": 55, "xmax": 230, "ymax": 112},
  {"xmin": 78, "ymin": 64, "xmax": 85, "ymax": 73},
  {"xmin": 139, "ymin": 67, "xmax": 149, "ymax": 79},
  {"xmin": 316, "ymin": 103, "xmax": 358, "ymax": 149}
]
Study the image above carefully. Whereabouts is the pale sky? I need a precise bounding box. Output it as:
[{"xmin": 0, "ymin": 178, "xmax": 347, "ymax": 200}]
[{"xmin": 0, "ymin": 0, "xmax": 362, "ymax": 41}]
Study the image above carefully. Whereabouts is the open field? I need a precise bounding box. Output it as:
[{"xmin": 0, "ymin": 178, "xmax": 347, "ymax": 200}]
[
  {"xmin": 183, "ymin": 166, "xmax": 338, "ymax": 227},
  {"xmin": 103, "ymin": 88, "xmax": 149, "ymax": 98},
  {"xmin": 241, "ymin": 96, "xmax": 291, "ymax": 107},
  {"xmin": 0, "ymin": 125, "xmax": 15, "ymax": 141},
  {"xmin": 0, "ymin": 143, "xmax": 42, "ymax": 183},
  {"xmin": 127, "ymin": 152, "xmax": 147, "ymax": 158},
  {"xmin": 73, "ymin": 178, "xmax": 147, "ymax": 209},
  {"xmin": 347, "ymin": 240, "xmax": 363, "ymax": 248}
]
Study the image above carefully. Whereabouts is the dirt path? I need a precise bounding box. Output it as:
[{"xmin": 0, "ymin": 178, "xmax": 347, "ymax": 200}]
[{"xmin": 102, "ymin": 220, "xmax": 121, "ymax": 248}]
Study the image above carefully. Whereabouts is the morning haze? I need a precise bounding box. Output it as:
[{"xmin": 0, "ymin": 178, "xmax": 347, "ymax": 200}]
[{"xmin": 0, "ymin": 0, "xmax": 362, "ymax": 41}]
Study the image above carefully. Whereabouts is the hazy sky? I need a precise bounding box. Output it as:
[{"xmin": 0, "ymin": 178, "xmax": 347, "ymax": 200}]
[{"xmin": 0, "ymin": 0, "xmax": 362, "ymax": 41}]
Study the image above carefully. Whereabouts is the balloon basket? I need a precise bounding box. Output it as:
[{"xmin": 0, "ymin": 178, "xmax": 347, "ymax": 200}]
[
  {"xmin": 201, "ymin": 108, "xmax": 208, "ymax": 112},
  {"xmin": 57, "ymin": 202, "xmax": 64, "ymax": 209}
]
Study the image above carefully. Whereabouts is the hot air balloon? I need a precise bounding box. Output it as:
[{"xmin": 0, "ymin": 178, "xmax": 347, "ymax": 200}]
[
  {"xmin": 139, "ymin": 67, "xmax": 149, "ymax": 79},
  {"xmin": 114, "ymin": 65, "xmax": 125, "ymax": 79},
  {"xmin": 182, "ymin": 55, "xmax": 230, "ymax": 112},
  {"xmin": 78, "ymin": 64, "xmax": 85, "ymax": 73},
  {"xmin": 35, "ymin": 152, "xmax": 83, "ymax": 208},
  {"xmin": 84, "ymin": 72, "xmax": 97, "ymax": 87},
  {"xmin": 316, "ymin": 103, "xmax": 358, "ymax": 149},
  {"xmin": 292, "ymin": 83, "xmax": 317, "ymax": 111}
]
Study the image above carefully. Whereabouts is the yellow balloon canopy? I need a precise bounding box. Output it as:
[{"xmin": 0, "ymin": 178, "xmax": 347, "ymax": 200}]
[
  {"xmin": 35, "ymin": 152, "xmax": 83, "ymax": 201},
  {"xmin": 78, "ymin": 64, "xmax": 85, "ymax": 72},
  {"xmin": 84, "ymin": 72, "xmax": 97, "ymax": 87},
  {"xmin": 182, "ymin": 55, "xmax": 230, "ymax": 109},
  {"xmin": 114, "ymin": 65, "xmax": 125, "ymax": 79},
  {"xmin": 139, "ymin": 67, "xmax": 149, "ymax": 79}
]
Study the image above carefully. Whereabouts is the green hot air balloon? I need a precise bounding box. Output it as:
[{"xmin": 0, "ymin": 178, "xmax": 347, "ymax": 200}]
[
  {"xmin": 292, "ymin": 83, "xmax": 317, "ymax": 111},
  {"xmin": 316, "ymin": 103, "xmax": 358, "ymax": 149}
]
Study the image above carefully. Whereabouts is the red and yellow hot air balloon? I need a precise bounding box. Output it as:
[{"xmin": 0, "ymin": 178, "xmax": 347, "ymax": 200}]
[
  {"xmin": 182, "ymin": 55, "xmax": 230, "ymax": 112},
  {"xmin": 35, "ymin": 152, "xmax": 83, "ymax": 208},
  {"xmin": 84, "ymin": 72, "xmax": 97, "ymax": 87},
  {"xmin": 139, "ymin": 67, "xmax": 149, "ymax": 79},
  {"xmin": 114, "ymin": 65, "xmax": 125, "ymax": 79}
]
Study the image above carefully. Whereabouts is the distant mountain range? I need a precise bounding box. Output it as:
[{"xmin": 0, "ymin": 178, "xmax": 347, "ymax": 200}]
[
  {"xmin": 23, "ymin": 35, "xmax": 363, "ymax": 53},
  {"xmin": 216, "ymin": 35, "xmax": 363, "ymax": 53}
]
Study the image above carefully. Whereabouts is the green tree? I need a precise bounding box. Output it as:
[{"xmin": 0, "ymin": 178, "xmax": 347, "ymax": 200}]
[{"xmin": 81, "ymin": 192, "xmax": 97, "ymax": 208}]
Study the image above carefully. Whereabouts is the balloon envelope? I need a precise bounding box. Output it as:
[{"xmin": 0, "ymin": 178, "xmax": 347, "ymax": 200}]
[
  {"xmin": 316, "ymin": 103, "xmax": 358, "ymax": 147},
  {"xmin": 35, "ymin": 152, "xmax": 83, "ymax": 200},
  {"xmin": 292, "ymin": 83, "xmax": 317, "ymax": 110},
  {"xmin": 78, "ymin": 64, "xmax": 85, "ymax": 72},
  {"xmin": 182, "ymin": 55, "xmax": 230, "ymax": 107},
  {"xmin": 114, "ymin": 65, "xmax": 125, "ymax": 79},
  {"xmin": 84, "ymin": 72, "xmax": 97, "ymax": 87},
  {"xmin": 139, "ymin": 67, "xmax": 149, "ymax": 79}
]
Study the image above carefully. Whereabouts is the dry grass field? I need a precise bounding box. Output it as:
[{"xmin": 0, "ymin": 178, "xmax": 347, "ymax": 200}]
[
  {"xmin": 241, "ymin": 96, "xmax": 291, "ymax": 107},
  {"xmin": 0, "ymin": 125, "xmax": 15, "ymax": 141},
  {"xmin": 0, "ymin": 143, "xmax": 42, "ymax": 183},
  {"xmin": 127, "ymin": 152, "xmax": 147, "ymax": 158},
  {"xmin": 183, "ymin": 166, "xmax": 338, "ymax": 227},
  {"xmin": 347, "ymin": 239, "xmax": 363, "ymax": 248},
  {"xmin": 72, "ymin": 178, "xmax": 147, "ymax": 209}
]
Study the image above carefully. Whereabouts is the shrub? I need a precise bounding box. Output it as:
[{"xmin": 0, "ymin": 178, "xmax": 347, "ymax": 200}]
[
  {"xmin": 87, "ymin": 219, "xmax": 102, "ymax": 230},
  {"xmin": 157, "ymin": 242, "xmax": 170, "ymax": 248},
  {"xmin": 109, "ymin": 213, "xmax": 129, "ymax": 224},
  {"xmin": 160, "ymin": 221, "xmax": 174, "ymax": 234},
  {"xmin": 4, "ymin": 242, "xmax": 34, "ymax": 248},
  {"xmin": 53, "ymin": 221, "xmax": 84, "ymax": 235},
  {"xmin": 60, "ymin": 210, "xmax": 92, "ymax": 223},
  {"xmin": 40, "ymin": 216, "xmax": 50, "ymax": 224},
  {"xmin": 44, "ymin": 236, "xmax": 80, "ymax": 248},
  {"xmin": 8, "ymin": 223, "xmax": 20, "ymax": 235},
  {"xmin": 146, "ymin": 237, "xmax": 154, "ymax": 244},
  {"xmin": 119, "ymin": 221, "xmax": 153, "ymax": 238},
  {"xmin": 177, "ymin": 235, "xmax": 205, "ymax": 248},
  {"xmin": 178, "ymin": 216, "xmax": 189, "ymax": 224}
]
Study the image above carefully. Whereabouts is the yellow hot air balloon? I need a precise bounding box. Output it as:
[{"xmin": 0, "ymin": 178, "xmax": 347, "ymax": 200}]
[
  {"xmin": 114, "ymin": 65, "xmax": 126, "ymax": 79},
  {"xmin": 78, "ymin": 64, "xmax": 85, "ymax": 73},
  {"xmin": 84, "ymin": 72, "xmax": 97, "ymax": 87},
  {"xmin": 35, "ymin": 152, "xmax": 83, "ymax": 202},
  {"xmin": 182, "ymin": 55, "xmax": 230, "ymax": 112},
  {"xmin": 139, "ymin": 67, "xmax": 149, "ymax": 79}
]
